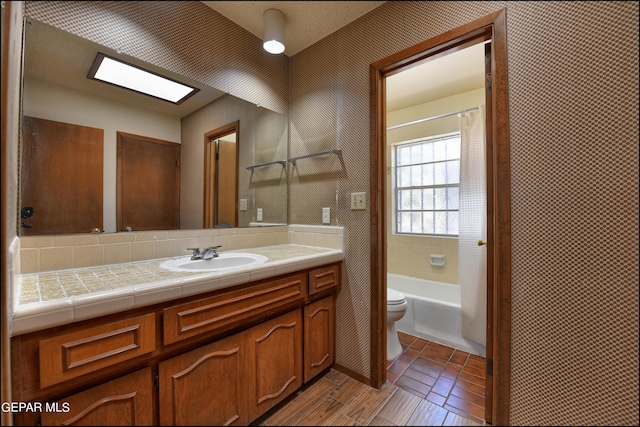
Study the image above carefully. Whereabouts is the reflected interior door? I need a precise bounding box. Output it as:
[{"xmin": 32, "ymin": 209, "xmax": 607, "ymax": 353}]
[
  {"xmin": 117, "ymin": 132, "xmax": 180, "ymax": 232},
  {"xmin": 216, "ymin": 136, "xmax": 238, "ymax": 227},
  {"xmin": 204, "ymin": 121, "xmax": 238, "ymax": 228},
  {"xmin": 20, "ymin": 116, "xmax": 104, "ymax": 235}
]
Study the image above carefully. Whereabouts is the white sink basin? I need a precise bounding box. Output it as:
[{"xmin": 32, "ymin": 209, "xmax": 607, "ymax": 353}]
[{"xmin": 159, "ymin": 252, "xmax": 268, "ymax": 272}]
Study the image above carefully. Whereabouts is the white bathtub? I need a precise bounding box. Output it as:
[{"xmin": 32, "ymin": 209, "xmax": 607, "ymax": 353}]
[{"xmin": 388, "ymin": 273, "xmax": 486, "ymax": 356}]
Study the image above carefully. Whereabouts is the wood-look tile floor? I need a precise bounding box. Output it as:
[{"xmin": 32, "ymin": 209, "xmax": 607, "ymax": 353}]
[{"xmin": 252, "ymin": 332, "xmax": 487, "ymax": 426}]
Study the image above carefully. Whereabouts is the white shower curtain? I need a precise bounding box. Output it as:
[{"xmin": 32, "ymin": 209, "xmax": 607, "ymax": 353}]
[{"xmin": 458, "ymin": 107, "xmax": 487, "ymax": 346}]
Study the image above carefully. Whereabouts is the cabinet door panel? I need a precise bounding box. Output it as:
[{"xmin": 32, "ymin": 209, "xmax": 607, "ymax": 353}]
[
  {"xmin": 40, "ymin": 368, "xmax": 153, "ymax": 426},
  {"xmin": 304, "ymin": 297, "xmax": 335, "ymax": 382},
  {"xmin": 245, "ymin": 309, "xmax": 302, "ymax": 420},
  {"xmin": 159, "ymin": 334, "xmax": 247, "ymax": 426}
]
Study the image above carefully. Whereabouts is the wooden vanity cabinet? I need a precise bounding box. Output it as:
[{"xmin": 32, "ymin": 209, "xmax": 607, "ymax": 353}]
[
  {"xmin": 11, "ymin": 262, "xmax": 340, "ymax": 426},
  {"xmin": 303, "ymin": 296, "xmax": 335, "ymax": 383},
  {"xmin": 158, "ymin": 333, "xmax": 248, "ymax": 426},
  {"xmin": 40, "ymin": 367, "xmax": 154, "ymax": 426},
  {"xmin": 158, "ymin": 308, "xmax": 302, "ymax": 425},
  {"xmin": 245, "ymin": 308, "xmax": 303, "ymax": 420}
]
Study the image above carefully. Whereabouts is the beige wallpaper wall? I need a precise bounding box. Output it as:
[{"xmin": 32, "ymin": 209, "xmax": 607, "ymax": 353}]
[
  {"xmin": 289, "ymin": 1, "xmax": 638, "ymax": 425},
  {"xmin": 18, "ymin": 1, "xmax": 639, "ymax": 424}
]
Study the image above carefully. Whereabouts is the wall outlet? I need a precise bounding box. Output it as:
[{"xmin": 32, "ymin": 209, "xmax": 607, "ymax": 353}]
[
  {"xmin": 350, "ymin": 192, "xmax": 366, "ymax": 210},
  {"xmin": 239, "ymin": 198, "xmax": 247, "ymax": 211},
  {"xmin": 322, "ymin": 207, "xmax": 330, "ymax": 224},
  {"xmin": 256, "ymin": 208, "xmax": 263, "ymax": 221}
]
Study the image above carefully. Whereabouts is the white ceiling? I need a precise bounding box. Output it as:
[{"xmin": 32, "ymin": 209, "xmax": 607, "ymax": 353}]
[
  {"xmin": 202, "ymin": 1, "xmax": 485, "ymax": 111},
  {"xmin": 386, "ymin": 43, "xmax": 487, "ymax": 111},
  {"xmin": 202, "ymin": 1, "xmax": 387, "ymax": 57}
]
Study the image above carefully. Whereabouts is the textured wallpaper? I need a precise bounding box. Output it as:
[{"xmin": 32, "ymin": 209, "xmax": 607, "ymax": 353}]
[
  {"xmin": 23, "ymin": 1, "xmax": 638, "ymax": 424},
  {"xmin": 289, "ymin": 1, "xmax": 638, "ymax": 425}
]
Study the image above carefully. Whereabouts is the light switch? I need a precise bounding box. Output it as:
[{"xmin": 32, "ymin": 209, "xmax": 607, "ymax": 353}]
[
  {"xmin": 322, "ymin": 207, "xmax": 330, "ymax": 224},
  {"xmin": 239, "ymin": 198, "xmax": 247, "ymax": 211},
  {"xmin": 351, "ymin": 192, "xmax": 366, "ymax": 210}
]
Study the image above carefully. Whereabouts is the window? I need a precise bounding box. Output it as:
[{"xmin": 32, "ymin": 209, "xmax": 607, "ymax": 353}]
[{"xmin": 394, "ymin": 134, "xmax": 460, "ymax": 236}]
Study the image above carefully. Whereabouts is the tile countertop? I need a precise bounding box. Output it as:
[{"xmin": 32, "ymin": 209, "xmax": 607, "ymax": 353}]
[{"xmin": 11, "ymin": 244, "xmax": 344, "ymax": 337}]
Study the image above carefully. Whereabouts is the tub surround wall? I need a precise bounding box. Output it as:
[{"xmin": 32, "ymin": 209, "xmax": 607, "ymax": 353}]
[
  {"xmin": 387, "ymin": 235, "xmax": 458, "ymax": 285},
  {"xmin": 385, "ymin": 88, "xmax": 485, "ymax": 285}
]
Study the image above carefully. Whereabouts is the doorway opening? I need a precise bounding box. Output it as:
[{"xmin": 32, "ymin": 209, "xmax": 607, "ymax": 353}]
[
  {"xmin": 204, "ymin": 121, "xmax": 239, "ymax": 228},
  {"xmin": 370, "ymin": 9, "xmax": 511, "ymax": 425}
]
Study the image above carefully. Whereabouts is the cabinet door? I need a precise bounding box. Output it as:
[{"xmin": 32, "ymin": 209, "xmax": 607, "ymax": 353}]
[
  {"xmin": 40, "ymin": 368, "xmax": 153, "ymax": 426},
  {"xmin": 245, "ymin": 309, "xmax": 303, "ymax": 421},
  {"xmin": 304, "ymin": 296, "xmax": 336, "ymax": 382},
  {"xmin": 158, "ymin": 333, "xmax": 247, "ymax": 426}
]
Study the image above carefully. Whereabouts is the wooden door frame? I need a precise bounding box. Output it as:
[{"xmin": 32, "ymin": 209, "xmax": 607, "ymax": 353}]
[
  {"xmin": 369, "ymin": 9, "xmax": 511, "ymax": 425},
  {"xmin": 203, "ymin": 121, "xmax": 239, "ymax": 228}
]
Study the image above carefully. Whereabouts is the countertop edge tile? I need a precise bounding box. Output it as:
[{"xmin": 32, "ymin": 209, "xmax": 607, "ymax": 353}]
[
  {"xmin": 13, "ymin": 297, "xmax": 74, "ymax": 317},
  {"xmin": 181, "ymin": 277, "xmax": 223, "ymax": 298},
  {"xmin": 73, "ymin": 295, "xmax": 136, "ymax": 322},
  {"xmin": 133, "ymin": 285, "xmax": 183, "ymax": 308},
  {"xmin": 179, "ymin": 272, "xmax": 221, "ymax": 287},
  {"xmin": 249, "ymin": 265, "xmax": 278, "ymax": 282},
  {"xmin": 11, "ymin": 244, "xmax": 344, "ymax": 336},
  {"xmin": 11, "ymin": 307, "xmax": 75, "ymax": 336},
  {"xmin": 273, "ymin": 261, "xmax": 300, "ymax": 276},
  {"xmin": 218, "ymin": 271, "xmax": 252, "ymax": 288},
  {"xmin": 70, "ymin": 287, "xmax": 136, "ymax": 306}
]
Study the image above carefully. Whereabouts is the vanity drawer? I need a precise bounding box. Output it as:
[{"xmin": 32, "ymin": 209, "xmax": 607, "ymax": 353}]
[
  {"xmin": 163, "ymin": 273, "xmax": 307, "ymax": 345},
  {"xmin": 39, "ymin": 313, "xmax": 156, "ymax": 389},
  {"xmin": 308, "ymin": 264, "xmax": 340, "ymax": 296}
]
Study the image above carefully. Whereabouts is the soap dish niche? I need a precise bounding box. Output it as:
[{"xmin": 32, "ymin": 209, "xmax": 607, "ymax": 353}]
[{"xmin": 430, "ymin": 254, "xmax": 446, "ymax": 267}]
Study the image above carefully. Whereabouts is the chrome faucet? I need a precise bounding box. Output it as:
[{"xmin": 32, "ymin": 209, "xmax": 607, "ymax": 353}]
[
  {"xmin": 186, "ymin": 245, "xmax": 222, "ymax": 260},
  {"xmin": 186, "ymin": 247, "xmax": 202, "ymax": 260},
  {"xmin": 201, "ymin": 245, "xmax": 222, "ymax": 260}
]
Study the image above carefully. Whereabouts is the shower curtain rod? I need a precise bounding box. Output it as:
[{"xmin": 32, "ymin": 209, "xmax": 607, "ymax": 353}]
[{"xmin": 386, "ymin": 105, "xmax": 482, "ymax": 131}]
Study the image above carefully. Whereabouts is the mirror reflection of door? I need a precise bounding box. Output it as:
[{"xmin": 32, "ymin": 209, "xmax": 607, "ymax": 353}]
[
  {"xmin": 116, "ymin": 132, "xmax": 181, "ymax": 231},
  {"xmin": 204, "ymin": 122, "xmax": 238, "ymax": 228},
  {"xmin": 20, "ymin": 116, "xmax": 104, "ymax": 235}
]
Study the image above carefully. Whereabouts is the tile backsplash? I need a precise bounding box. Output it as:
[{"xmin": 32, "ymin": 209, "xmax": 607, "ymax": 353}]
[{"xmin": 17, "ymin": 225, "xmax": 344, "ymax": 274}]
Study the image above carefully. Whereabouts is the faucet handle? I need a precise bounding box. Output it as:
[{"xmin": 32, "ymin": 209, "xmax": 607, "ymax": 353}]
[
  {"xmin": 204, "ymin": 245, "xmax": 222, "ymax": 258},
  {"xmin": 186, "ymin": 247, "xmax": 201, "ymax": 259}
]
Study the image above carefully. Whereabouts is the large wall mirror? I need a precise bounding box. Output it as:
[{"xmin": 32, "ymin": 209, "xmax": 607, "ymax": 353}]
[{"xmin": 20, "ymin": 18, "xmax": 288, "ymax": 236}]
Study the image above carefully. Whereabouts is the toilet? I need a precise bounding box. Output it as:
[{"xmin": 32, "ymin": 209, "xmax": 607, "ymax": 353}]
[{"xmin": 386, "ymin": 288, "xmax": 408, "ymax": 360}]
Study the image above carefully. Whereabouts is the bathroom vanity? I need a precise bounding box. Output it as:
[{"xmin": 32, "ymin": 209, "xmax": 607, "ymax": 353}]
[{"xmin": 10, "ymin": 245, "xmax": 342, "ymax": 426}]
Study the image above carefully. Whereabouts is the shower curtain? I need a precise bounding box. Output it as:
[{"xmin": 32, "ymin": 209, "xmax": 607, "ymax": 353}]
[{"xmin": 458, "ymin": 107, "xmax": 487, "ymax": 346}]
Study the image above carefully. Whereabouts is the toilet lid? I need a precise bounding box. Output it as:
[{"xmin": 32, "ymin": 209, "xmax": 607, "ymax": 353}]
[{"xmin": 387, "ymin": 288, "xmax": 406, "ymax": 304}]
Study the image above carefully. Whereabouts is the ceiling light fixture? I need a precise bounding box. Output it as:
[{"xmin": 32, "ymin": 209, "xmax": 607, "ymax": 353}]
[
  {"xmin": 263, "ymin": 9, "xmax": 285, "ymax": 54},
  {"xmin": 88, "ymin": 53, "xmax": 199, "ymax": 104}
]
